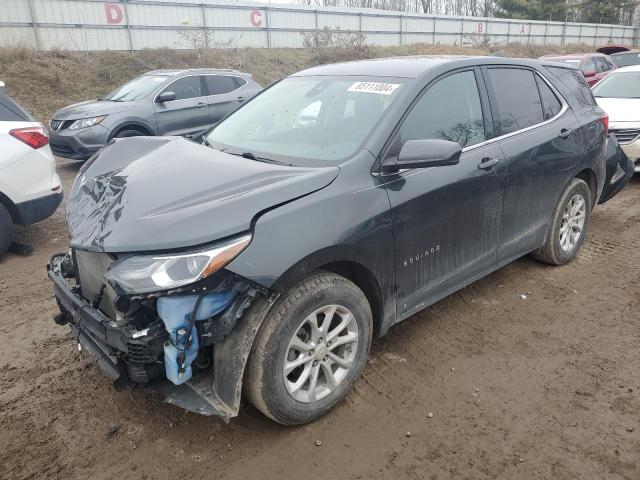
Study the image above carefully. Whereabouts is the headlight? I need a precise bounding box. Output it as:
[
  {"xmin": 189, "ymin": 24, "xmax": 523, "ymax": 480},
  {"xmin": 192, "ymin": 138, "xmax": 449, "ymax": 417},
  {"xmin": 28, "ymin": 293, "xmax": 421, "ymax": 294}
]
[
  {"xmin": 105, "ymin": 234, "xmax": 251, "ymax": 294},
  {"xmin": 68, "ymin": 116, "xmax": 107, "ymax": 131}
]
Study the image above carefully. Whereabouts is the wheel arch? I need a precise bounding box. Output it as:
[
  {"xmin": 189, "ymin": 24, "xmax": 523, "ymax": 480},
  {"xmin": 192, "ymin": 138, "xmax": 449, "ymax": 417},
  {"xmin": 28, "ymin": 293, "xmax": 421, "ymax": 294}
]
[
  {"xmin": 270, "ymin": 251, "xmax": 387, "ymax": 338},
  {"xmin": 0, "ymin": 190, "xmax": 19, "ymax": 223},
  {"xmin": 109, "ymin": 121, "xmax": 155, "ymax": 140},
  {"xmin": 575, "ymin": 167, "xmax": 597, "ymax": 208}
]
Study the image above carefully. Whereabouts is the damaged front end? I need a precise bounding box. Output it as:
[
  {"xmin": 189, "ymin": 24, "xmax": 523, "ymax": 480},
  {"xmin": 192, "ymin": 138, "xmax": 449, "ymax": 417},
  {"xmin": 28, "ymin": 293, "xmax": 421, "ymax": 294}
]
[{"xmin": 48, "ymin": 240, "xmax": 272, "ymax": 419}]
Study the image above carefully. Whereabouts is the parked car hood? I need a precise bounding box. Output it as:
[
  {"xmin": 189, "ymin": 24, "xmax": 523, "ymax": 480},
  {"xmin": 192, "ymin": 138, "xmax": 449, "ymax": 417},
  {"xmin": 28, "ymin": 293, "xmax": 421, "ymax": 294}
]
[
  {"xmin": 52, "ymin": 99, "xmax": 135, "ymax": 120},
  {"xmin": 66, "ymin": 137, "xmax": 339, "ymax": 252},
  {"xmin": 595, "ymin": 97, "xmax": 640, "ymax": 123}
]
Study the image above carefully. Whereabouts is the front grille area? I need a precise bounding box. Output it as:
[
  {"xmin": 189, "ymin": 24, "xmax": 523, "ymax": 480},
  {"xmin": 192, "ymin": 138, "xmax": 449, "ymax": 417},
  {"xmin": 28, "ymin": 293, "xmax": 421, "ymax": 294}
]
[
  {"xmin": 610, "ymin": 128, "xmax": 640, "ymax": 145},
  {"xmin": 74, "ymin": 250, "xmax": 117, "ymax": 320},
  {"xmin": 50, "ymin": 119, "xmax": 74, "ymax": 132}
]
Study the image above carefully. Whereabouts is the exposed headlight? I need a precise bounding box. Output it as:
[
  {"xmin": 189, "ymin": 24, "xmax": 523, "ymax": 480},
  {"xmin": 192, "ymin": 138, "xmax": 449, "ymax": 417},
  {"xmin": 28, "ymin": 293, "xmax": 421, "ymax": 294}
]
[
  {"xmin": 68, "ymin": 116, "xmax": 107, "ymax": 131},
  {"xmin": 105, "ymin": 234, "xmax": 251, "ymax": 294}
]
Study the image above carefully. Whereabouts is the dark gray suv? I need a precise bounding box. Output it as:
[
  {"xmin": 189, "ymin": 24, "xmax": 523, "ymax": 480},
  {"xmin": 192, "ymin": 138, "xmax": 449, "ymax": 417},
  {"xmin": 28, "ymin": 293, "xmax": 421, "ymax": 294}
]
[{"xmin": 49, "ymin": 69, "xmax": 261, "ymax": 160}]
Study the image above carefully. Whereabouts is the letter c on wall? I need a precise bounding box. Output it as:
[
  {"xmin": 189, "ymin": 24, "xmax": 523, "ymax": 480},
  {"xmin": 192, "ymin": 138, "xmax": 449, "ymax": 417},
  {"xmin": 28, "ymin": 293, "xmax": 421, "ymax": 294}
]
[
  {"xmin": 250, "ymin": 10, "xmax": 263, "ymax": 27},
  {"xmin": 105, "ymin": 4, "xmax": 124, "ymax": 24}
]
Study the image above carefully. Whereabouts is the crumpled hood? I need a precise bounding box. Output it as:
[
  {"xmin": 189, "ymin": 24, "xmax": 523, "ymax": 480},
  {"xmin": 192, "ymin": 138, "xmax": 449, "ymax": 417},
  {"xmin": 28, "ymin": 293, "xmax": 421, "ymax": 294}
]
[
  {"xmin": 67, "ymin": 137, "xmax": 339, "ymax": 252},
  {"xmin": 52, "ymin": 99, "xmax": 135, "ymax": 120},
  {"xmin": 596, "ymin": 97, "xmax": 640, "ymax": 123}
]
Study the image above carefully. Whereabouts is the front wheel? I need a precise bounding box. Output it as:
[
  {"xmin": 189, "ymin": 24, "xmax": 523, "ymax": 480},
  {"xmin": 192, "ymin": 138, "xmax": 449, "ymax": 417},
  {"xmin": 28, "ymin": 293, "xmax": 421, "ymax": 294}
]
[
  {"xmin": 533, "ymin": 178, "xmax": 591, "ymax": 265},
  {"xmin": 245, "ymin": 271, "xmax": 372, "ymax": 425}
]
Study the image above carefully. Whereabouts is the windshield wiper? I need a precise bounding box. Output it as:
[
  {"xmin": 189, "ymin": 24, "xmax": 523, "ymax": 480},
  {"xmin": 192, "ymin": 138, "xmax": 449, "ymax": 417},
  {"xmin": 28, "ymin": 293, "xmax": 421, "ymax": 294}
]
[{"xmin": 224, "ymin": 150, "xmax": 286, "ymax": 165}]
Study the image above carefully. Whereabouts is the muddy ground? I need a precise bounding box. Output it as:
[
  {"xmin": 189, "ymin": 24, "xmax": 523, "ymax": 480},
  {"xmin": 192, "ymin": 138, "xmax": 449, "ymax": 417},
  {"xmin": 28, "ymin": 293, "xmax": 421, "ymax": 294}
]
[{"xmin": 1, "ymin": 159, "xmax": 639, "ymax": 480}]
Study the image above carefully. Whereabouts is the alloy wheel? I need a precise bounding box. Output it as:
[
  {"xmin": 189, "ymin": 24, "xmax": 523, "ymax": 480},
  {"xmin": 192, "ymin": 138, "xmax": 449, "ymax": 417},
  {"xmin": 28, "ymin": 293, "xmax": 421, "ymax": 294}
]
[
  {"xmin": 283, "ymin": 304, "xmax": 359, "ymax": 403},
  {"xmin": 559, "ymin": 193, "xmax": 586, "ymax": 252}
]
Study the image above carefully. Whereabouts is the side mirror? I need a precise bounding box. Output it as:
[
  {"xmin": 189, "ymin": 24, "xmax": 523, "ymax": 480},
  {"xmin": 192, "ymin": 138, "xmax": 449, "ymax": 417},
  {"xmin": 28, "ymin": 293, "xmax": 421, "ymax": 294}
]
[
  {"xmin": 156, "ymin": 91, "xmax": 176, "ymax": 103},
  {"xmin": 583, "ymin": 69, "xmax": 596, "ymax": 78},
  {"xmin": 381, "ymin": 139, "xmax": 462, "ymax": 173}
]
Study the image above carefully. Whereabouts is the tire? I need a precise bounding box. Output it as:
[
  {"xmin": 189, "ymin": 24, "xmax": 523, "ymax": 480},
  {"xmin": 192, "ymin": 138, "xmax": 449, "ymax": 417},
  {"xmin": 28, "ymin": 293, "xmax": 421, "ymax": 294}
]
[
  {"xmin": 114, "ymin": 129, "xmax": 147, "ymax": 139},
  {"xmin": 533, "ymin": 178, "xmax": 591, "ymax": 265},
  {"xmin": 0, "ymin": 203, "xmax": 13, "ymax": 257},
  {"xmin": 245, "ymin": 271, "xmax": 373, "ymax": 425}
]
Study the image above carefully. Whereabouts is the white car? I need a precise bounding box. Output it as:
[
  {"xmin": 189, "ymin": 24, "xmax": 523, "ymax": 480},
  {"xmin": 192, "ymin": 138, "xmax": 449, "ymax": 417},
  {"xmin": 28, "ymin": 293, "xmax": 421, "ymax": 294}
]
[
  {"xmin": 593, "ymin": 65, "xmax": 640, "ymax": 173},
  {"xmin": 0, "ymin": 81, "xmax": 62, "ymax": 255}
]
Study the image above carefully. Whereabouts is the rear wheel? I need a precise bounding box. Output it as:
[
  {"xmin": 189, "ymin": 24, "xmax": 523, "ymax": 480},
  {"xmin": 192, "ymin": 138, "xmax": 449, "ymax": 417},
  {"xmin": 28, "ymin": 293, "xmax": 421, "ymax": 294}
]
[
  {"xmin": 0, "ymin": 203, "xmax": 13, "ymax": 256},
  {"xmin": 533, "ymin": 178, "xmax": 591, "ymax": 265},
  {"xmin": 245, "ymin": 271, "xmax": 372, "ymax": 425}
]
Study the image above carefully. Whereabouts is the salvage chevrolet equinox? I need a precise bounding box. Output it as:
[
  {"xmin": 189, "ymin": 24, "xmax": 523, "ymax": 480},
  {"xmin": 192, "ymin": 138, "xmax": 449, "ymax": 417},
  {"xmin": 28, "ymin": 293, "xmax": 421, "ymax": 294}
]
[{"xmin": 49, "ymin": 56, "xmax": 615, "ymax": 425}]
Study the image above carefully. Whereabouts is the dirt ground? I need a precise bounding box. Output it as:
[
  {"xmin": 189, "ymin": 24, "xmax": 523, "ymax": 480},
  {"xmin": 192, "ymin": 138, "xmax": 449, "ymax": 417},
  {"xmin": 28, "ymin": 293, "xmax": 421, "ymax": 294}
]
[{"xmin": 1, "ymin": 159, "xmax": 639, "ymax": 480}]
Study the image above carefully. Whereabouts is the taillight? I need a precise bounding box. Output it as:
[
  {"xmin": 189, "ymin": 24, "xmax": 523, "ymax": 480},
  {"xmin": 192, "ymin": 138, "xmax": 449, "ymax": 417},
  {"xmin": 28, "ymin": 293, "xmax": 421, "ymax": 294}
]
[
  {"xmin": 9, "ymin": 126, "xmax": 49, "ymax": 149},
  {"xmin": 600, "ymin": 113, "xmax": 609, "ymax": 133}
]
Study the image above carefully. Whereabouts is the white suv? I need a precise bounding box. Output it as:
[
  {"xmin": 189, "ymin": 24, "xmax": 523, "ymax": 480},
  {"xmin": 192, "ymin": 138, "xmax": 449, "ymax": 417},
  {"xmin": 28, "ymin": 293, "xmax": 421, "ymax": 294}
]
[{"xmin": 0, "ymin": 81, "xmax": 62, "ymax": 255}]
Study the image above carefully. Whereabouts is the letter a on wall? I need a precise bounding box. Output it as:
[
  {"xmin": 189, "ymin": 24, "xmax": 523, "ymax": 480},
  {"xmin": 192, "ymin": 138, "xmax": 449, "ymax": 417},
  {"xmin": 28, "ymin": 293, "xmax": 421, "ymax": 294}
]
[{"xmin": 105, "ymin": 4, "xmax": 124, "ymax": 24}]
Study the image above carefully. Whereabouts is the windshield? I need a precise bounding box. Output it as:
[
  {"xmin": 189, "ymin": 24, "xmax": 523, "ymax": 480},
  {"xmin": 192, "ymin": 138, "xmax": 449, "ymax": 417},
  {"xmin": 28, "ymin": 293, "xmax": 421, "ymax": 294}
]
[
  {"xmin": 593, "ymin": 71, "xmax": 640, "ymax": 98},
  {"xmin": 206, "ymin": 76, "xmax": 407, "ymax": 163},
  {"xmin": 103, "ymin": 75, "xmax": 169, "ymax": 102},
  {"xmin": 612, "ymin": 52, "xmax": 640, "ymax": 67}
]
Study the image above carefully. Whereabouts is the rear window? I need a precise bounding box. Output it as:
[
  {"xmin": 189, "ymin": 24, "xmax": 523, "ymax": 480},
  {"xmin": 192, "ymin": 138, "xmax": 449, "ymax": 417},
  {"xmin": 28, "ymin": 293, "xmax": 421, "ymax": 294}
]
[
  {"xmin": 487, "ymin": 68, "xmax": 543, "ymax": 135},
  {"xmin": 612, "ymin": 52, "xmax": 640, "ymax": 67},
  {"xmin": 544, "ymin": 66, "xmax": 597, "ymax": 106},
  {"xmin": 0, "ymin": 93, "xmax": 34, "ymax": 122}
]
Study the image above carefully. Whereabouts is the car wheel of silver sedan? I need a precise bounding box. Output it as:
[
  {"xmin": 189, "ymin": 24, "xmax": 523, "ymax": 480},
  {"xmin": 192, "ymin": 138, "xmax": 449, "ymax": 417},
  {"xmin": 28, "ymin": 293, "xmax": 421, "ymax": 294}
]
[{"xmin": 245, "ymin": 271, "xmax": 372, "ymax": 425}]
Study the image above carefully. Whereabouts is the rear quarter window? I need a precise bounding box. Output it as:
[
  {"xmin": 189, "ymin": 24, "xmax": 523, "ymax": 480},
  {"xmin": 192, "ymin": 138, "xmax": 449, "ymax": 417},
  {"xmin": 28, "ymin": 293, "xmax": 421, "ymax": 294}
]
[
  {"xmin": 543, "ymin": 66, "xmax": 597, "ymax": 106},
  {"xmin": 0, "ymin": 94, "xmax": 34, "ymax": 122}
]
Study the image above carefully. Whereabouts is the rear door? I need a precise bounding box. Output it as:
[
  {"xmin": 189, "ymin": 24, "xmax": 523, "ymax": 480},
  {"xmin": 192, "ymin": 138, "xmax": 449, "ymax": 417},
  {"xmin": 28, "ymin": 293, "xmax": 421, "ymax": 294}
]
[
  {"xmin": 483, "ymin": 66, "xmax": 582, "ymax": 261},
  {"xmin": 203, "ymin": 75, "xmax": 245, "ymax": 125},
  {"xmin": 153, "ymin": 75, "xmax": 210, "ymax": 136},
  {"xmin": 383, "ymin": 68, "xmax": 506, "ymax": 321}
]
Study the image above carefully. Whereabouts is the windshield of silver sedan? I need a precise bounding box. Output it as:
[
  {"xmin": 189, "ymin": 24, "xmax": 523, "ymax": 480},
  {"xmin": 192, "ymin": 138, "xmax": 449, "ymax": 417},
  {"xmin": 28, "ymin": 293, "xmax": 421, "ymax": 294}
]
[{"xmin": 206, "ymin": 76, "xmax": 407, "ymax": 162}]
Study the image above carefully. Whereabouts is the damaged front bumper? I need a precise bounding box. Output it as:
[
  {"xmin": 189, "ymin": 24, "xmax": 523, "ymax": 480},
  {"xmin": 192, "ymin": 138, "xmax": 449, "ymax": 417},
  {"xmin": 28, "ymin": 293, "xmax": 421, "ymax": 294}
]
[{"xmin": 47, "ymin": 254, "xmax": 272, "ymax": 420}]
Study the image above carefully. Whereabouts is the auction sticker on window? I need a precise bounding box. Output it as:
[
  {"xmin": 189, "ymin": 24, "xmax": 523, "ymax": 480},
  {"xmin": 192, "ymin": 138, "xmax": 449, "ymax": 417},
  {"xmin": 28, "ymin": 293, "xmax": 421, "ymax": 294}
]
[{"xmin": 347, "ymin": 82, "xmax": 400, "ymax": 95}]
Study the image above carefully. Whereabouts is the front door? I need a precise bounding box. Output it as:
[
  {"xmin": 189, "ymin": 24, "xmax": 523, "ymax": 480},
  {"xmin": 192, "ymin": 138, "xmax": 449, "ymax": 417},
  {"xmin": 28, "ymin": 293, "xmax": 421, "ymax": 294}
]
[
  {"xmin": 153, "ymin": 75, "xmax": 211, "ymax": 136},
  {"xmin": 383, "ymin": 69, "xmax": 506, "ymax": 321}
]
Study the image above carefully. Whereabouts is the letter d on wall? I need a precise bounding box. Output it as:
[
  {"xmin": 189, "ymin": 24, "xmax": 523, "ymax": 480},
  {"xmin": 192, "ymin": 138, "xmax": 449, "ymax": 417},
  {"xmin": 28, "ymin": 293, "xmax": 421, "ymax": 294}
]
[{"xmin": 105, "ymin": 3, "xmax": 124, "ymax": 24}]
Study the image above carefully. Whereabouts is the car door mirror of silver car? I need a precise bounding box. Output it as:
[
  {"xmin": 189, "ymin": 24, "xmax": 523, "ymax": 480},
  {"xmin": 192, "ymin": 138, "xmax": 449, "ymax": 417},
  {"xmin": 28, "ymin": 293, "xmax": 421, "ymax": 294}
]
[
  {"xmin": 381, "ymin": 139, "xmax": 462, "ymax": 173},
  {"xmin": 156, "ymin": 91, "xmax": 177, "ymax": 103},
  {"xmin": 583, "ymin": 69, "xmax": 596, "ymax": 78}
]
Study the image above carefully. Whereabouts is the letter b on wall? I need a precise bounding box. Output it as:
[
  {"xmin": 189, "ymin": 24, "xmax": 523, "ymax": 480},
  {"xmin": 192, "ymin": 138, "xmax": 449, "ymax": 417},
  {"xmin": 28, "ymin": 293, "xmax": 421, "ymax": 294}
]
[{"xmin": 105, "ymin": 3, "xmax": 124, "ymax": 24}]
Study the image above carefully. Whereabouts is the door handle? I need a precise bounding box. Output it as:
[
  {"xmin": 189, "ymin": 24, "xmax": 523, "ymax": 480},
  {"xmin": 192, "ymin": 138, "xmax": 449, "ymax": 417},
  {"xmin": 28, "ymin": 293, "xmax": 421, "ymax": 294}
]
[
  {"xmin": 478, "ymin": 157, "xmax": 501, "ymax": 170},
  {"xmin": 559, "ymin": 128, "xmax": 573, "ymax": 139},
  {"xmin": 196, "ymin": 102, "xmax": 206, "ymax": 108},
  {"xmin": 237, "ymin": 96, "xmax": 246, "ymax": 102}
]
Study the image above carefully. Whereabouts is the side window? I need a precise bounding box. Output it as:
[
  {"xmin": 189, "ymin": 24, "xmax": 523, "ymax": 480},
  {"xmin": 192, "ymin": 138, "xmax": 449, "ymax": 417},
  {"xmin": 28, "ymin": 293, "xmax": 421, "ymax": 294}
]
[
  {"xmin": 594, "ymin": 57, "xmax": 609, "ymax": 73},
  {"xmin": 487, "ymin": 68, "xmax": 543, "ymax": 135},
  {"xmin": 582, "ymin": 58, "xmax": 596, "ymax": 74},
  {"xmin": 545, "ymin": 66, "xmax": 597, "ymax": 106},
  {"xmin": 205, "ymin": 75, "xmax": 238, "ymax": 95},
  {"xmin": 535, "ymin": 75, "xmax": 562, "ymax": 120},
  {"xmin": 397, "ymin": 70, "xmax": 486, "ymax": 149},
  {"xmin": 234, "ymin": 77, "xmax": 247, "ymax": 88},
  {"xmin": 162, "ymin": 76, "xmax": 202, "ymax": 100}
]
